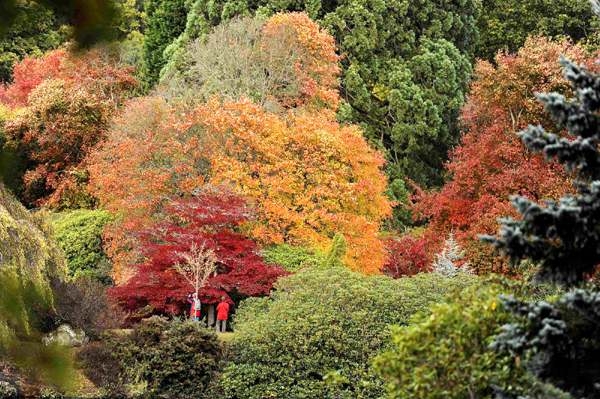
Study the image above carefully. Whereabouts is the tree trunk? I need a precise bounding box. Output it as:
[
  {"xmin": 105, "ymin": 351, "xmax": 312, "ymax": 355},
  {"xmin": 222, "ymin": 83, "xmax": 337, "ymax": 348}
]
[{"xmin": 207, "ymin": 304, "xmax": 215, "ymax": 327}]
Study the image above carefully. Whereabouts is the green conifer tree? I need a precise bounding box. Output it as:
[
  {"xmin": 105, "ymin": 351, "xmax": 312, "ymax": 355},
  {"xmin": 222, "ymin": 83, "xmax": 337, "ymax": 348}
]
[
  {"xmin": 320, "ymin": 233, "xmax": 347, "ymax": 269},
  {"xmin": 143, "ymin": 0, "xmax": 186, "ymax": 84},
  {"xmin": 476, "ymin": 0, "xmax": 600, "ymax": 62}
]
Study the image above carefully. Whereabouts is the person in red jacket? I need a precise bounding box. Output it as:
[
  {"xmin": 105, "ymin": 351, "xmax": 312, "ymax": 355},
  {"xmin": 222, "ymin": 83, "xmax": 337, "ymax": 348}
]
[
  {"xmin": 187, "ymin": 293, "xmax": 201, "ymax": 321},
  {"xmin": 216, "ymin": 296, "xmax": 229, "ymax": 333}
]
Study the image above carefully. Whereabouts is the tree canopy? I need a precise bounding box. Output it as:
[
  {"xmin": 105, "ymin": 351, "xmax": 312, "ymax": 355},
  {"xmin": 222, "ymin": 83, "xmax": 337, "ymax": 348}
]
[
  {"xmin": 109, "ymin": 191, "xmax": 287, "ymax": 313},
  {"xmin": 1, "ymin": 45, "xmax": 137, "ymax": 208},
  {"xmin": 156, "ymin": 0, "xmax": 482, "ymax": 227},
  {"xmin": 476, "ymin": 0, "xmax": 600, "ymax": 61},
  {"xmin": 413, "ymin": 37, "xmax": 589, "ymax": 273}
]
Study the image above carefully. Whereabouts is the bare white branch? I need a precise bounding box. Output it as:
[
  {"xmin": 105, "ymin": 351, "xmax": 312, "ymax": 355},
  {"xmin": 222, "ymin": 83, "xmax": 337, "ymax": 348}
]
[{"xmin": 172, "ymin": 241, "xmax": 218, "ymax": 298}]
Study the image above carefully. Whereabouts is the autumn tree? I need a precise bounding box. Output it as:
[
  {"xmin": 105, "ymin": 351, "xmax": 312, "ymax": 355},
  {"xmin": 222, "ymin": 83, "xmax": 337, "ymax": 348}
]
[
  {"xmin": 0, "ymin": 48, "xmax": 65, "ymax": 108},
  {"xmin": 89, "ymin": 95, "xmax": 392, "ymax": 275},
  {"xmin": 89, "ymin": 15, "xmax": 391, "ymax": 275},
  {"xmin": 160, "ymin": 0, "xmax": 481, "ymax": 228},
  {"xmin": 1, "ymin": 46, "xmax": 137, "ymax": 207},
  {"xmin": 161, "ymin": 13, "xmax": 340, "ymax": 111},
  {"xmin": 108, "ymin": 190, "xmax": 287, "ymax": 315},
  {"xmin": 413, "ymin": 37, "xmax": 592, "ymax": 273}
]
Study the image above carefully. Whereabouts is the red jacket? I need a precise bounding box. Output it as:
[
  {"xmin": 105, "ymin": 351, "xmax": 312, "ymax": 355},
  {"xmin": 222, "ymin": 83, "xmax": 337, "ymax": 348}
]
[
  {"xmin": 216, "ymin": 302, "xmax": 229, "ymax": 320},
  {"xmin": 187, "ymin": 297, "xmax": 200, "ymax": 317}
]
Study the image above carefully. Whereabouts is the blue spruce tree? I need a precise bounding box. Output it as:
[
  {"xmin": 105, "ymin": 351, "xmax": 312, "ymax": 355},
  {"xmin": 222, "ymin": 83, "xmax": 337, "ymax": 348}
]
[{"xmin": 482, "ymin": 3, "xmax": 600, "ymax": 397}]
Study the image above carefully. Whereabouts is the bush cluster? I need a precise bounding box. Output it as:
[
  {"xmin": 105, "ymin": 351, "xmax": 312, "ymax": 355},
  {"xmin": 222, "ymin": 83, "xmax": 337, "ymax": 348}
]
[
  {"xmin": 0, "ymin": 382, "xmax": 18, "ymax": 399},
  {"xmin": 46, "ymin": 277, "xmax": 125, "ymax": 340},
  {"xmin": 79, "ymin": 317, "xmax": 224, "ymax": 398},
  {"xmin": 374, "ymin": 277, "xmax": 568, "ymax": 399},
  {"xmin": 220, "ymin": 266, "xmax": 475, "ymax": 398},
  {"xmin": 262, "ymin": 244, "xmax": 325, "ymax": 272}
]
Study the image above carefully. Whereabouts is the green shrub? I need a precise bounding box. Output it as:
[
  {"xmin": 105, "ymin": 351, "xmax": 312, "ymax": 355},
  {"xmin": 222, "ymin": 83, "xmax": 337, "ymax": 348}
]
[
  {"xmin": 374, "ymin": 278, "xmax": 570, "ymax": 399},
  {"xmin": 220, "ymin": 267, "xmax": 476, "ymax": 399},
  {"xmin": 53, "ymin": 210, "xmax": 114, "ymax": 284},
  {"xmin": 262, "ymin": 244, "xmax": 325, "ymax": 272},
  {"xmin": 99, "ymin": 316, "xmax": 223, "ymax": 398}
]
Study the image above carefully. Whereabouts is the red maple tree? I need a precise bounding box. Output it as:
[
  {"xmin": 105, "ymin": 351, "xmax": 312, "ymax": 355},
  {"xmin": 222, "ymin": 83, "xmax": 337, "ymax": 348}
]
[
  {"xmin": 412, "ymin": 37, "xmax": 595, "ymax": 273},
  {"xmin": 1, "ymin": 45, "xmax": 137, "ymax": 207},
  {"xmin": 382, "ymin": 229, "xmax": 440, "ymax": 278},
  {"xmin": 108, "ymin": 189, "xmax": 288, "ymax": 315}
]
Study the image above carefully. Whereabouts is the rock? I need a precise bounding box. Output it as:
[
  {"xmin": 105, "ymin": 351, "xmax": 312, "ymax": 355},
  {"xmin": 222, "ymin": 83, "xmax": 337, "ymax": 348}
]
[{"xmin": 43, "ymin": 324, "xmax": 89, "ymax": 348}]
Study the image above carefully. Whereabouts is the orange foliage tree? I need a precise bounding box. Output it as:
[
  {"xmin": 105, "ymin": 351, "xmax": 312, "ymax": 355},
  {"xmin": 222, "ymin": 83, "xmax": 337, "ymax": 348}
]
[
  {"xmin": 1, "ymin": 46, "xmax": 137, "ymax": 207},
  {"xmin": 260, "ymin": 12, "xmax": 340, "ymax": 109},
  {"xmin": 412, "ymin": 37, "xmax": 593, "ymax": 274},
  {"xmin": 89, "ymin": 96, "xmax": 392, "ymax": 277}
]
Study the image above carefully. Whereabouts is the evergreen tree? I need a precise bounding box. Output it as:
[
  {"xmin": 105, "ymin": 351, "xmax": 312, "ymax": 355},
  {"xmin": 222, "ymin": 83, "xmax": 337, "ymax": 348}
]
[
  {"xmin": 320, "ymin": 233, "xmax": 347, "ymax": 269},
  {"xmin": 0, "ymin": 0, "xmax": 70, "ymax": 83},
  {"xmin": 432, "ymin": 234, "xmax": 471, "ymax": 278},
  {"xmin": 476, "ymin": 0, "xmax": 600, "ymax": 62},
  {"xmin": 160, "ymin": 0, "xmax": 482, "ymax": 226},
  {"xmin": 482, "ymin": 3, "xmax": 600, "ymax": 396},
  {"xmin": 143, "ymin": 0, "xmax": 186, "ymax": 84}
]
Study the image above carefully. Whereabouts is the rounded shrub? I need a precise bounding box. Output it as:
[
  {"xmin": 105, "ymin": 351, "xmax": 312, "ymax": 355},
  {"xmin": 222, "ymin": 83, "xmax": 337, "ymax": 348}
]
[
  {"xmin": 374, "ymin": 277, "xmax": 570, "ymax": 399},
  {"xmin": 220, "ymin": 267, "xmax": 475, "ymax": 398},
  {"xmin": 105, "ymin": 316, "xmax": 223, "ymax": 398},
  {"xmin": 53, "ymin": 210, "xmax": 114, "ymax": 284}
]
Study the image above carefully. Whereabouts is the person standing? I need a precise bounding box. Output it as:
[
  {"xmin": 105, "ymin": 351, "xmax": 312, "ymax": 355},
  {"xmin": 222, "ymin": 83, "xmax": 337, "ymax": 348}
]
[
  {"xmin": 216, "ymin": 296, "xmax": 229, "ymax": 333},
  {"xmin": 187, "ymin": 293, "xmax": 201, "ymax": 322}
]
